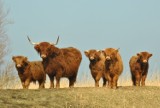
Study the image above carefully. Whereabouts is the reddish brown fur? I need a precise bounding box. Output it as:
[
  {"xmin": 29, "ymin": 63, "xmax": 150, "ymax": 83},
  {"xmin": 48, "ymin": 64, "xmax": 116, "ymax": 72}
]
[
  {"xmin": 102, "ymin": 48, "xmax": 123, "ymax": 89},
  {"xmin": 34, "ymin": 42, "xmax": 82, "ymax": 88},
  {"xmin": 129, "ymin": 51, "xmax": 152, "ymax": 86},
  {"xmin": 84, "ymin": 49, "xmax": 107, "ymax": 87},
  {"xmin": 12, "ymin": 56, "xmax": 46, "ymax": 89}
]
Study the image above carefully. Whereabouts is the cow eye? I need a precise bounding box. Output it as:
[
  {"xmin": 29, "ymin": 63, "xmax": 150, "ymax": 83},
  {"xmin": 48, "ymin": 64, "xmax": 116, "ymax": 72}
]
[
  {"xmin": 47, "ymin": 47, "xmax": 51, "ymax": 51},
  {"xmin": 37, "ymin": 49, "xmax": 41, "ymax": 53}
]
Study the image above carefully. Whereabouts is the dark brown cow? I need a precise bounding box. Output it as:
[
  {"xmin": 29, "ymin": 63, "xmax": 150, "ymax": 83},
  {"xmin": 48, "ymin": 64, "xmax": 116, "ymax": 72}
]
[
  {"xmin": 27, "ymin": 36, "xmax": 82, "ymax": 88},
  {"xmin": 84, "ymin": 49, "xmax": 107, "ymax": 87},
  {"xmin": 12, "ymin": 56, "xmax": 46, "ymax": 89},
  {"xmin": 129, "ymin": 51, "xmax": 152, "ymax": 86},
  {"xmin": 102, "ymin": 48, "xmax": 123, "ymax": 89}
]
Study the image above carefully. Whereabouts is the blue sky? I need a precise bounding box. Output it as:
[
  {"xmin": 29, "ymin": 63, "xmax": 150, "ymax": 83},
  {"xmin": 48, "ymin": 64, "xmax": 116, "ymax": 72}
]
[{"xmin": 4, "ymin": 0, "xmax": 160, "ymax": 80}]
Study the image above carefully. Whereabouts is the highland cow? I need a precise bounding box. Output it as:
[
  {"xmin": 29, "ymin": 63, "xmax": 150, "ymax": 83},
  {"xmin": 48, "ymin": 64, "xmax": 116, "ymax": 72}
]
[
  {"xmin": 27, "ymin": 36, "xmax": 82, "ymax": 88},
  {"xmin": 129, "ymin": 51, "xmax": 152, "ymax": 86},
  {"xmin": 12, "ymin": 56, "xmax": 46, "ymax": 89},
  {"xmin": 84, "ymin": 49, "xmax": 107, "ymax": 87},
  {"xmin": 102, "ymin": 48, "xmax": 123, "ymax": 89}
]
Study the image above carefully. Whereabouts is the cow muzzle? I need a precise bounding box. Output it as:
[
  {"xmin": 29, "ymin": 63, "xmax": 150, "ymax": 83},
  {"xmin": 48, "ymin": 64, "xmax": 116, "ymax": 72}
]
[
  {"xmin": 41, "ymin": 54, "xmax": 47, "ymax": 59},
  {"xmin": 90, "ymin": 56, "xmax": 94, "ymax": 60},
  {"xmin": 143, "ymin": 60, "xmax": 147, "ymax": 63},
  {"xmin": 106, "ymin": 56, "xmax": 111, "ymax": 61},
  {"xmin": 17, "ymin": 64, "xmax": 22, "ymax": 68}
]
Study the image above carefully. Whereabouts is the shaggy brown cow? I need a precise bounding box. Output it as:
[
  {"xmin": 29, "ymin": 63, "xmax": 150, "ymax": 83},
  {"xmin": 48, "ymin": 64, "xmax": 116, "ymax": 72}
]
[
  {"xmin": 102, "ymin": 48, "xmax": 123, "ymax": 89},
  {"xmin": 27, "ymin": 36, "xmax": 82, "ymax": 88},
  {"xmin": 12, "ymin": 56, "xmax": 46, "ymax": 89},
  {"xmin": 129, "ymin": 51, "xmax": 152, "ymax": 86},
  {"xmin": 84, "ymin": 49, "xmax": 107, "ymax": 87}
]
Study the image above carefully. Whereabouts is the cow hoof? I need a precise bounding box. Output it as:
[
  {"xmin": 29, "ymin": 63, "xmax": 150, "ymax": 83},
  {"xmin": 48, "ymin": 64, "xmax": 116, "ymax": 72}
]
[{"xmin": 112, "ymin": 86, "xmax": 117, "ymax": 89}]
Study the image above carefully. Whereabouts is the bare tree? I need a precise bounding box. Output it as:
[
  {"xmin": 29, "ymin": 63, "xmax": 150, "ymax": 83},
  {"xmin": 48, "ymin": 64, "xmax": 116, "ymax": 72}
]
[
  {"xmin": 0, "ymin": 0, "xmax": 9, "ymax": 65},
  {"xmin": 0, "ymin": 0, "xmax": 17, "ymax": 89}
]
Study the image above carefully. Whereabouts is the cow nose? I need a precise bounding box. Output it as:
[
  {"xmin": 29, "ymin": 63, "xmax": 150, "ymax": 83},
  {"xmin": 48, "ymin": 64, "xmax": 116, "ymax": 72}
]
[
  {"xmin": 143, "ymin": 60, "xmax": 147, "ymax": 63},
  {"xmin": 90, "ymin": 56, "xmax": 94, "ymax": 60},
  {"xmin": 41, "ymin": 54, "xmax": 47, "ymax": 59},
  {"xmin": 17, "ymin": 64, "xmax": 21, "ymax": 67},
  {"xmin": 106, "ymin": 56, "xmax": 111, "ymax": 60}
]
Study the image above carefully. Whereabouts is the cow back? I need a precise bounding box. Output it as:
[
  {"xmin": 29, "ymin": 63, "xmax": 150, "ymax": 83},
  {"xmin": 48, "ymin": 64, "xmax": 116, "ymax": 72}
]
[{"xmin": 29, "ymin": 61, "xmax": 46, "ymax": 81}]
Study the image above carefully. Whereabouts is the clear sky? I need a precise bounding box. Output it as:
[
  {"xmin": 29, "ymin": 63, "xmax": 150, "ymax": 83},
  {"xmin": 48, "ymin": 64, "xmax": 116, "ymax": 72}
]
[{"xmin": 4, "ymin": 0, "xmax": 160, "ymax": 81}]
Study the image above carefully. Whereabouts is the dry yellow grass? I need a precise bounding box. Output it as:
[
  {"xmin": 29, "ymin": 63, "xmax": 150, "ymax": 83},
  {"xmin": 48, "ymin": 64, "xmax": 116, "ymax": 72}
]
[{"xmin": 14, "ymin": 72, "xmax": 160, "ymax": 89}]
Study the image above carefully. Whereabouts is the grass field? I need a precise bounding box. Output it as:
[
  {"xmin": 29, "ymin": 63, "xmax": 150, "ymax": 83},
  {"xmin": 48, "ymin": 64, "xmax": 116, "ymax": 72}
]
[
  {"xmin": 0, "ymin": 86, "xmax": 160, "ymax": 108},
  {"xmin": 1, "ymin": 69, "xmax": 160, "ymax": 108}
]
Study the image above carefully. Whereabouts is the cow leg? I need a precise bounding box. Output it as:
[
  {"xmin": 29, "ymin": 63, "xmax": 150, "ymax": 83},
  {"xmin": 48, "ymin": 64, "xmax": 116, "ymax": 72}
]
[
  {"xmin": 94, "ymin": 75, "xmax": 101, "ymax": 87},
  {"xmin": 21, "ymin": 82, "xmax": 26, "ymax": 89},
  {"xmin": 95, "ymin": 72, "xmax": 103, "ymax": 87},
  {"xmin": 69, "ymin": 76, "xmax": 76, "ymax": 88},
  {"xmin": 24, "ymin": 79, "xmax": 30, "ymax": 89},
  {"xmin": 131, "ymin": 72, "xmax": 136, "ymax": 86},
  {"xmin": 94, "ymin": 80, "xmax": 99, "ymax": 87},
  {"xmin": 135, "ymin": 72, "xmax": 141, "ymax": 86},
  {"xmin": 48, "ymin": 75, "xmax": 54, "ymax": 89},
  {"xmin": 102, "ymin": 77, "xmax": 107, "ymax": 87},
  {"xmin": 104, "ymin": 73, "xmax": 112, "ymax": 88},
  {"xmin": 141, "ymin": 74, "xmax": 147, "ymax": 86},
  {"xmin": 38, "ymin": 80, "xmax": 45, "ymax": 89},
  {"xmin": 56, "ymin": 77, "xmax": 60, "ymax": 88},
  {"xmin": 112, "ymin": 75, "xmax": 118, "ymax": 89},
  {"xmin": 107, "ymin": 75, "xmax": 112, "ymax": 88}
]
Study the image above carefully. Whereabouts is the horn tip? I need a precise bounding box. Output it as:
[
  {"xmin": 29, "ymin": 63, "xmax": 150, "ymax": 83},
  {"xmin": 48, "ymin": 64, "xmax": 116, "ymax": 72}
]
[{"xmin": 27, "ymin": 36, "xmax": 31, "ymax": 41}]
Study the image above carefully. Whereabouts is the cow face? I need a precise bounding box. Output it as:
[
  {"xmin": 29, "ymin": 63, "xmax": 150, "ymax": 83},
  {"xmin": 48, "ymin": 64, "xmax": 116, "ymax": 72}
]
[
  {"xmin": 34, "ymin": 42, "xmax": 59, "ymax": 59},
  {"xmin": 34, "ymin": 42, "xmax": 51, "ymax": 59},
  {"xmin": 102, "ymin": 48, "xmax": 119, "ymax": 63},
  {"xmin": 137, "ymin": 52, "xmax": 152, "ymax": 64},
  {"xmin": 84, "ymin": 50, "xmax": 102, "ymax": 62},
  {"xmin": 12, "ymin": 56, "xmax": 28, "ymax": 68}
]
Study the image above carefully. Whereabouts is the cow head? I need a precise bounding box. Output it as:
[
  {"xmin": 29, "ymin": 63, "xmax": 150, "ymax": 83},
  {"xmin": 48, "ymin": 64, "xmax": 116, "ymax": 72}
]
[
  {"xmin": 12, "ymin": 56, "xmax": 29, "ymax": 69},
  {"xmin": 102, "ymin": 48, "xmax": 119, "ymax": 63},
  {"xmin": 84, "ymin": 50, "xmax": 103, "ymax": 62},
  {"xmin": 137, "ymin": 52, "xmax": 152, "ymax": 64},
  {"xmin": 27, "ymin": 36, "xmax": 59, "ymax": 60}
]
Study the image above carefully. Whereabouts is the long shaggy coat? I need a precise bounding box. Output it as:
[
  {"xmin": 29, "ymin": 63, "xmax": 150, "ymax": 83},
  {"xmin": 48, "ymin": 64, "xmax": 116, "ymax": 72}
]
[
  {"xmin": 84, "ymin": 49, "xmax": 107, "ymax": 87},
  {"xmin": 129, "ymin": 51, "xmax": 152, "ymax": 86},
  {"xmin": 102, "ymin": 48, "xmax": 123, "ymax": 89},
  {"xmin": 34, "ymin": 42, "xmax": 82, "ymax": 88},
  {"xmin": 12, "ymin": 56, "xmax": 46, "ymax": 89}
]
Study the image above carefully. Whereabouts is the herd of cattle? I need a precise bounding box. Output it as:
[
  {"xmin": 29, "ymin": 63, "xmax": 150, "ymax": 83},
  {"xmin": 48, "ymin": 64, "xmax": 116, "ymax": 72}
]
[{"xmin": 12, "ymin": 36, "xmax": 152, "ymax": 89}]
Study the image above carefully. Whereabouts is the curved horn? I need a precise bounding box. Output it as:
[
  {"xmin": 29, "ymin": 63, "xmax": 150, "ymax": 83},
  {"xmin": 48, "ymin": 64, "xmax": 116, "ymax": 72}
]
[
  {"xmin": 55, "ymin": 36, "xmax": 59, "ymax": 45},
  {"xmin": 27, "ymin": 36, "xmax": 39, "ymax": 45},
  {"xmin": 50, "ymin": 36, "xmax": 59, "ymax": 45}
]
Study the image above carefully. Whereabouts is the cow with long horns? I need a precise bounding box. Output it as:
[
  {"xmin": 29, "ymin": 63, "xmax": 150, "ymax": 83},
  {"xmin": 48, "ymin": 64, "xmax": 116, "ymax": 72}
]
[{"xmin": 27, "ymin": 36, "xmax": 82, "ymax": 88}]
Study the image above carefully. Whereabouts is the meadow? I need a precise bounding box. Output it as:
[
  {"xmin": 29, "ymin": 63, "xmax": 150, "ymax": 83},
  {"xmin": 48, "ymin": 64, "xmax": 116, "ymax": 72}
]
[
  {"xmin": 0, "ymin": 86, "xmax": 160, "ymax": 108},
  {"xmin": 0, "ymin": 72, "xmax": 160, "ymax": 108}
]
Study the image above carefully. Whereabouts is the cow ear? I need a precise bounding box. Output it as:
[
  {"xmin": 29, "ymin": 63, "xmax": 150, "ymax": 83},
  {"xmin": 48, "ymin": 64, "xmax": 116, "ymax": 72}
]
[
  {"xmin": 84, "ymin": 50, "xmax": 90, "ymax": 57},
  {"xmin": 34, "ymin": 44, "xmax": 40, "ymax": 52},
  {"xmin": 97, "ymin": 50, "xmax": 102, "ymax": 55},
  {"xmin": 101, "ymin": 50, "xmax": 106, "ymax": 57},
  {"xmin": 149, "ymin": 53, "xmax": 152, "ymax": 58},
  {"xmin": 115, "ymin": 48, "xmax": 120, "ymax": 53},
  {"xmin": 96, "ymin": 50, "xmax": 100, "ymax": 52},
  {"xmin": 24, "ymin": 57, "xmax": 28, "ymax": 61},
  {"xmin": 137, "ymin": 53, "xmax": 141, "ymax": 57},
  {"xmin": 12, "ymin": 56, "xmax": 15, "ymax": 61}
]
